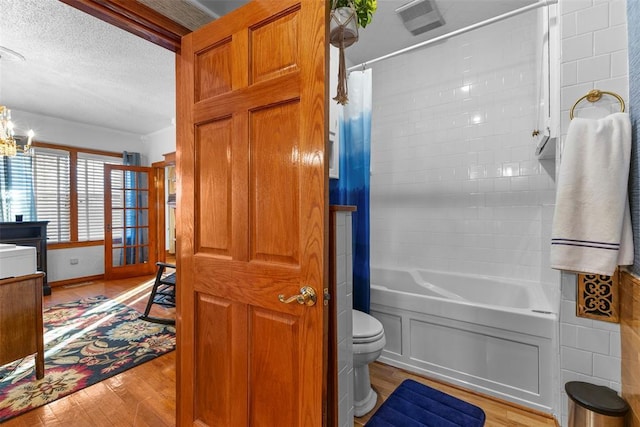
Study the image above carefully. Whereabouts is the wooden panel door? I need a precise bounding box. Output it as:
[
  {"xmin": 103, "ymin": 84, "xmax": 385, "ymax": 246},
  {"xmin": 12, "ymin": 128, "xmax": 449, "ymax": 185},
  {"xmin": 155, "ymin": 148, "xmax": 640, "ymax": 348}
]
[
  {"xmin": 176, "ymin": 1, "xmax": 327, "ymax": 426},
  {"xmin": 104, "ymin": 165, "xmax": 157, "ymax": 279}
]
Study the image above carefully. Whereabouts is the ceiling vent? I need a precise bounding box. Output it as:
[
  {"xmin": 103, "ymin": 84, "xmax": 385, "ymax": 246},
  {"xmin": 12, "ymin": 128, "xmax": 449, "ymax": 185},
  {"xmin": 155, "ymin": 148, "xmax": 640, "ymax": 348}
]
[{"xmin": 396, "ymin": 0, "xmax": 445, "ymax": 36}]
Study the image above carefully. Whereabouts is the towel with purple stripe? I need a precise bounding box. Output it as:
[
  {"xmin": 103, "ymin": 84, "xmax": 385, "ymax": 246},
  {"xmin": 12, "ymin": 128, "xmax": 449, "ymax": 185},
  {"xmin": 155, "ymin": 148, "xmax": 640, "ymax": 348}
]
[
  {"xmin": 550, "ymin": 112, "xmax": 633, "ymax": 275},
  {"xmin": 365, "ymin": 379, "xmax": 485, "ymax": 427}
]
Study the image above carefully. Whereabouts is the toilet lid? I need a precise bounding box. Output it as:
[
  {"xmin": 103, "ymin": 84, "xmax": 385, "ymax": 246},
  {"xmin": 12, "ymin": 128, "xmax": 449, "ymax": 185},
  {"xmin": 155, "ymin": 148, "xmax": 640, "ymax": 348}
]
[{"xmin": 353, "ymin": 310, "xmax": 384, "ymax": 342}]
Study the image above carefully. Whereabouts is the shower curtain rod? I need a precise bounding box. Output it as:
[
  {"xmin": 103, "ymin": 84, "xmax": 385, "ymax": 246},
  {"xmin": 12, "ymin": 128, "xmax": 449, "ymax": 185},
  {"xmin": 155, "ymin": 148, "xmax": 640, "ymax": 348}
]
[{"xmin": 347, "ymin": 0, "xmax": 558, "ymax": 72}]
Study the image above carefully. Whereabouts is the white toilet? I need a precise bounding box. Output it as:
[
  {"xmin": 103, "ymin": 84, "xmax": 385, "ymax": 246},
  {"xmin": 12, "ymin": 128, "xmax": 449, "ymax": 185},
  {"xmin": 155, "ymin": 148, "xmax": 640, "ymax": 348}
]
[{"xmin": 352, "ymin": 309, "xmax": 386, "ymax": 417}]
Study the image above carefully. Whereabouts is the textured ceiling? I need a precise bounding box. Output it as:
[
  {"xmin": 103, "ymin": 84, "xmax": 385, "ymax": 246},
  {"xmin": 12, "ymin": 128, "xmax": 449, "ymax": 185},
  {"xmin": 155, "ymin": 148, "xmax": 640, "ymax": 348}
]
[
  {"xmin": 136, "ymin": 0, "xmax": 215, "ymax": 30},
  {"xmin": 0, "ymin": 0, "xmax": 539, "ymax": 137},
  {"xmin": 1, "ymin": 0, "xmax": 176, "ymax": 136}
]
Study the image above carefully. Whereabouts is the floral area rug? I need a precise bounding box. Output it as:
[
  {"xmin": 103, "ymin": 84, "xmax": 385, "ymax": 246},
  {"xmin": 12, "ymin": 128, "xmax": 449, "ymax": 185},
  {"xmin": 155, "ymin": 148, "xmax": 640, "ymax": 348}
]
[{"xmin": 0, "ymin": 295, "xmax": 175, "ymax": 422}]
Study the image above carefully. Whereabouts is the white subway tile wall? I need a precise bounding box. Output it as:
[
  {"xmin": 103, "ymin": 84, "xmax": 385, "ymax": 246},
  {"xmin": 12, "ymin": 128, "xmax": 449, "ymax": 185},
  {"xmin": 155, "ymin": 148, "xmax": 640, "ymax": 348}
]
[
  {"xmin": 558, "ymin": 1, "xmax": 627, "ymax": 426},
  {"xmin": 367, "ymin": 1, "xmax": 629, "ymax": 424},
  {"xmin": 334, "ymin": 211, "xmax": 354, "ymax": 427},
  {"xmin": 369, "ymin": 10, "xmax": 554, "ymax": 288}
]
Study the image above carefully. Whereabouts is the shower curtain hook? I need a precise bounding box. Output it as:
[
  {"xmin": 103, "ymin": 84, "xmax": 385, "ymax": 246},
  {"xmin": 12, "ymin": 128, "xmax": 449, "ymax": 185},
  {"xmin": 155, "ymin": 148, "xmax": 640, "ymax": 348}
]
[{"xmin": 362, "ymin": 62, "xmax": 366, "ymax": 72}]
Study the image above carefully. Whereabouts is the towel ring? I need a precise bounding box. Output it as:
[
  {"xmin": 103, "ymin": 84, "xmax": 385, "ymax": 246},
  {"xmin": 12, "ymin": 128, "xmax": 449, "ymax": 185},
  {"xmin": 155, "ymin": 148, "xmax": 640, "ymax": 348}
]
[{"xmin": 569, "ymin": 89, "xmax": 625, "ymax": 119}]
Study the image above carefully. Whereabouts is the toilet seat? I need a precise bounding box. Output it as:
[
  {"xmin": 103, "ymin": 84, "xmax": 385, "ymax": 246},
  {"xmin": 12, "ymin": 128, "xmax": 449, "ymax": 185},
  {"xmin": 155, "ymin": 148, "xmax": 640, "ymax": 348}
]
[
  {"xmin": 353, "ymin": 329, "xmax": 385, "ymax": 344},
  {"xmin": 353, "ymin": 310, "xmax": 384, "ymax": 344}
]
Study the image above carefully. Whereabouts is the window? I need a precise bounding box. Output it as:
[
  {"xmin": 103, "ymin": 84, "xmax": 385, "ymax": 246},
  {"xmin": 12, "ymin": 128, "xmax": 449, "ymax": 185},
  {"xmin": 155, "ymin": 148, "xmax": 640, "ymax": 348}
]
[
  {"xmin": 33, "ymin": 147, "xmax": 71, "ymax": 242},
  {"xmin": 0, "ymin": 154, "xmax": 35, "ymax": 223},
  {"xmin": 77, "ymin": 152, "xmax": 122, "ymax": 241},
  {"xmin": 0, "ymin": 144, "xmax": 122, "ymax": 245}
]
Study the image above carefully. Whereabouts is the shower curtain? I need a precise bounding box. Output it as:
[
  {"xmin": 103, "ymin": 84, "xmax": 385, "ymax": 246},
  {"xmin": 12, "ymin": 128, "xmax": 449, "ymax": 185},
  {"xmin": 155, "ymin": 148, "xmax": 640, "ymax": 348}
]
[
  {"xmin": 628, "ymin": 1, "xmax": 640, "ymax": 275},
  {"xmin": 123, "ymin": 151, "xmax": 141, "ymax": 265},
  {"xmin": 329, "ymin": 69, "xmax": 372, "ymax": 313}
]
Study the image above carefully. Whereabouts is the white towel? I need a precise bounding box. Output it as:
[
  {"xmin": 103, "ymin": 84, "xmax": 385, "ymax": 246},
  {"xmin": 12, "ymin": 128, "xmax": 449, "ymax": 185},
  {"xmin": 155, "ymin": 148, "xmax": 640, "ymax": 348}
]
[{"xmin": 550, "ymin": 112, "xmax": 633, "ymax": 276}]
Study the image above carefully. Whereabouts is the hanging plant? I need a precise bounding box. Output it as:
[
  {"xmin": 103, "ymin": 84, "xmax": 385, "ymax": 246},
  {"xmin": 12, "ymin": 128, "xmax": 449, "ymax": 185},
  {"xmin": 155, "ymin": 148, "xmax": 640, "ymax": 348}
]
[
  {"xmin": 331, "ymin": 0, "xmax": 377, "ymax": 29},
  {"xmin": 330, "ymin": 0, "xmax": 377, "ymax": 105}
]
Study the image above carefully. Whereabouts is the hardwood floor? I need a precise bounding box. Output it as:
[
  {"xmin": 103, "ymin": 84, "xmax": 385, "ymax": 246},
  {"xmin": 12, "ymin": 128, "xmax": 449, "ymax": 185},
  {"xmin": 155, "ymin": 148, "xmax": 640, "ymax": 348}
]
[
  {"xmin": 355, "ymin": 362, "xmax": 558, "ymax": 427},
  {"xmin": 4, "ymin": 273, "xmax": 557, "ymax": 426},
  {"xmin": 3, "ymin": 274, "xmax": 176, "ymax": 427}
]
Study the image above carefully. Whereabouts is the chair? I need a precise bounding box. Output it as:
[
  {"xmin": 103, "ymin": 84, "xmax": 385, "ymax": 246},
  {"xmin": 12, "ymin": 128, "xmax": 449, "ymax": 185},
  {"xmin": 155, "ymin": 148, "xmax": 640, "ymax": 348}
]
[{"xmin": 139, "ymin": 262, "xmax": 176, "ymax": 325}]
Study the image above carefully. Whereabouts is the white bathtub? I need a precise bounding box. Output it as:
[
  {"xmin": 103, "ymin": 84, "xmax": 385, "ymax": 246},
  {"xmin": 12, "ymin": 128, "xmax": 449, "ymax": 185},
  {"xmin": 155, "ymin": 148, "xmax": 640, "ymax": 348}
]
[{"xmin": 370, "ymin": 267, "xmax": 558, "ymax": 413}]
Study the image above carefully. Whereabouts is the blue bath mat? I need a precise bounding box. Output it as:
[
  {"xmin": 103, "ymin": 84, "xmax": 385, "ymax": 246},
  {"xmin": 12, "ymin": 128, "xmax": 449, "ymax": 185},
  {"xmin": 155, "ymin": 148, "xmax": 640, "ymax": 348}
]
[{"xmin": 365, "ymin": 379, "xmax": 486, "ymax": 427}]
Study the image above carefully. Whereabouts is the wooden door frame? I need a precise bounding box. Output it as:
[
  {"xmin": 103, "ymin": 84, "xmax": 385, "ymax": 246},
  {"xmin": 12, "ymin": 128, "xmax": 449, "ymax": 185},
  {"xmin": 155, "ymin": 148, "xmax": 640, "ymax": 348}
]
[
  {"xmin": 153, "ymin": 152, "xmax": 177, "ymax": 264},
  {"xmin": 58, "ymin": 0, "xmax": 189, "ymax": 52},
  {"xmin": 152, "ymin": 160, "xmax": 166, "ymax": 263}
]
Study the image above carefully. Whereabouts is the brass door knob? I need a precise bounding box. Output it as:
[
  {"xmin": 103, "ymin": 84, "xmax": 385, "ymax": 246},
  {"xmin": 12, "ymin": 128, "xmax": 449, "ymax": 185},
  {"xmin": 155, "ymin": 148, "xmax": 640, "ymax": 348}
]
[{"xmin": 278, "ymin": 286, "xmax": 317, "ymax": 306}]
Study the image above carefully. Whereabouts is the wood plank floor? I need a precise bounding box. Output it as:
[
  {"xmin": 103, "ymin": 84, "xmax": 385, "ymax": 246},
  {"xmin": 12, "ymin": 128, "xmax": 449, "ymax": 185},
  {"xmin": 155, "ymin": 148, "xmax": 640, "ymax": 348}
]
[
  {"xmin": 3, "ymin": 273, "xmax": 176, "ymax": 427},
  {"xmin": 355, "ymin": 362, "xmax": 558, "ymax": 427},
  {"xmin": 4, "ymin": 273, "xmax": 557, "ymax": 426}
]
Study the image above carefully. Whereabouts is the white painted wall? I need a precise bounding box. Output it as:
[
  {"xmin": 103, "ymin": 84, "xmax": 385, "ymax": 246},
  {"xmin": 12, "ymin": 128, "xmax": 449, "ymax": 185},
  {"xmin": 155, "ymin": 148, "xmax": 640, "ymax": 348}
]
[
  {"xmin": 369, "ymin": 10, "xmax": 558, "ymax": 294},
  {"xmin": 558, "ymin": 1, "xmax": 628, "ymax": 426},
  {"xmin": 48, "ymin": 246, "xmax": 104, "ymax": 282},
  {"xmin": 14, "ymin": 109, "xmax": 146, "ymax": 158},
  {"xmin": 143, "ymin": 125, "xmax": 176, "ymax": 164},
  {"xmin": 142, "ymin": 125, "xmax": 177, "ymax": 254}
]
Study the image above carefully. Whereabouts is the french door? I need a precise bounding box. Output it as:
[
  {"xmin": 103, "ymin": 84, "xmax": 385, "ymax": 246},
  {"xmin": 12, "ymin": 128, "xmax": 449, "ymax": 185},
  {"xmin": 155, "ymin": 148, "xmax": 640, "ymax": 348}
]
[{"xmin": 104, "ymin": 164, "xmax": 156, "ymax": 279}]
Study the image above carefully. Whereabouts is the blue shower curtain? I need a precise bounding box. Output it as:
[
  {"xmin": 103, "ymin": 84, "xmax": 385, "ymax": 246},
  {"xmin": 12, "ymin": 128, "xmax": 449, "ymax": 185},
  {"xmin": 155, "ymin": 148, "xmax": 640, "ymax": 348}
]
[{"xmin": 329, "ymin": 69, "xmax": 372, "ymax": 313}]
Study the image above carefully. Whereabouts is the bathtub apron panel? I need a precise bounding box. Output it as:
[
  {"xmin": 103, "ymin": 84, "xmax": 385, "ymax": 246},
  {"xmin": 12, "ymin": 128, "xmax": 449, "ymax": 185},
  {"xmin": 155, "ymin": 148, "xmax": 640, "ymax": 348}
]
[{"xmin": 370, "ymin": 267, "xmax": 558, "ymax": 413}]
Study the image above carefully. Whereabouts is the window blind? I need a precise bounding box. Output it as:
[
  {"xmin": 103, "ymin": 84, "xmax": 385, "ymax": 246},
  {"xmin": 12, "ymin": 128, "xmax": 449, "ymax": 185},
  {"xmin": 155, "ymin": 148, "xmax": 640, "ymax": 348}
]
[
  {"xmin": 2, "ymin": 147, "xmax": 124, "ymax": 243},
  {"xmin": 32, "ymin": 148, "xmax": 71, "ymax": 243},
  {"xmin": 77, "ymin": 152, "xmax": 122, "ymax": 241}
]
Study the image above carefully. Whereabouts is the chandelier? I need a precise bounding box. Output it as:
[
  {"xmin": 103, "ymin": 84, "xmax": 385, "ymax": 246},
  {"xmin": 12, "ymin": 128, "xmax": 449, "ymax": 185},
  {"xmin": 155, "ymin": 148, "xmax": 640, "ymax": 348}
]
[{"xmin": 1, "ymin": 106, "xmax": 34, "ymax": 157}]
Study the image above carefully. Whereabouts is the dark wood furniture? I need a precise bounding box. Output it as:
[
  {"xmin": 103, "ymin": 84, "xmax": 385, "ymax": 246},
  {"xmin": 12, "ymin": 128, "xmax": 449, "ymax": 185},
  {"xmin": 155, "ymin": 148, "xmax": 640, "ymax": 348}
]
[
  {"xmin": 139, "ymin": 262, "xmax": 176, "ymax": 325},
  {"xmin": 0, "ymin": 221, "xmax": 50, "ymax": 295},
  {"xmin": 0, "ymin": 273, "xmax": 45, "ymax": 379}
]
